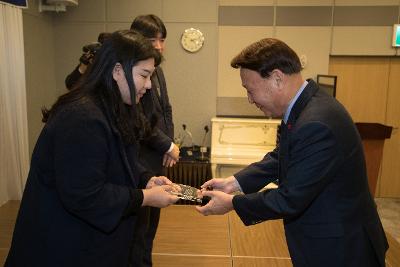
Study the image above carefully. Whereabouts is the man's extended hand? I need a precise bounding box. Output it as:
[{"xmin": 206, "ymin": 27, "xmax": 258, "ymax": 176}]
[
  {"xmin": 195, "ymin": 190, "xmax": 234, "ymax": 216},
  {"xmin": 200, "ymin": 176, "xmax": 240, "ymax": 194}
]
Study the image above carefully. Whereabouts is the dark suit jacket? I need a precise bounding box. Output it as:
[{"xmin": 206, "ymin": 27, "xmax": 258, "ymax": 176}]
[
  {"xmin": 139, "ymin": 66, "xmax": 174, "ymax": 176},
  {"xmin": 232, "ymin": 80, "xmax": 388, "ymax": 267},
  {"xmin": 5, "ymin": 99, "xmax": 151, "ymax": 267}
]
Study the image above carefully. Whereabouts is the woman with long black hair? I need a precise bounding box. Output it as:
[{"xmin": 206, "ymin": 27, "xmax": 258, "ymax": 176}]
[{"xmin": 5, "ymin": 30, "xmax": 178, "ymax": 267}]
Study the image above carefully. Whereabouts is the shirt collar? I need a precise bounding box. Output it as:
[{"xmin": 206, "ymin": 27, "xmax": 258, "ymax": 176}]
[{"xmin": 283, "ymin": 80, "xmax": 308, "ymax": 123}]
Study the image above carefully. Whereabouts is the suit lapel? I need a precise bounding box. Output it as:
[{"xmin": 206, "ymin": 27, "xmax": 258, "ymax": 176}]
[
  {"xmin": 151, "ymin": 68, "xmax": 163, "ymax": 110},
  {"xmin": 287, "ymin": 79, "xmax": 319, "ymax": 125},
  {"xmin": 278, "ymin": 79, "xmax": 319, "ymax": 182},
  {"xmin": 278, "ymin": 120, "xmax": 288, "ymax": 181}
]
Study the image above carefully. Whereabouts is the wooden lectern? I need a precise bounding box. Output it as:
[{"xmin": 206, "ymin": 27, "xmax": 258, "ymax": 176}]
[{"xmin": 355, "ymin": 123, "xmax": 392, "ymax": 197}]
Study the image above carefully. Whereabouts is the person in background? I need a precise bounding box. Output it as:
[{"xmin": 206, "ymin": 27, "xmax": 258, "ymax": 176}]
[
  {"xmin": 196, "ymin": 38, "xmax": 388, "ymax": 267},
  {"xmin": 65, "ymin": 32, "xmax": 111, "ymax": 90},
  {"xmin": 4, "ymin": 30, "xmax": 179, "ymax": 267},
  {"xmin": 129, "ymin": 14, "xmax": 178, "ymax": 267}
]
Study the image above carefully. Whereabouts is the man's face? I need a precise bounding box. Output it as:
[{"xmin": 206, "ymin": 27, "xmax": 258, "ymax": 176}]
[
  {"xmin": 240, "ymin": 68, "xmax": 282, "ymax": 118},
  {"xmin": 148, "ymin": 32, "xmax": 165, "ymax": 54}
]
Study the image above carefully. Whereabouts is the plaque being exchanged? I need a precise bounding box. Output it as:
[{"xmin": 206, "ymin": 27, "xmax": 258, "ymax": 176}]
[{"xmin": 171, "ymin": 184, "xmax": 210, "ymax": 206}]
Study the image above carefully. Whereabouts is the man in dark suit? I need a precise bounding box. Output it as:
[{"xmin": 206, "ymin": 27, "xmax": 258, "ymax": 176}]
[
  {"xmin": 130, "ymin": 15, "xmax": 178, "ymax": 267},
  {"xmin": 196, "ymin": 38, "xmax": 388, "ymax": 266}
]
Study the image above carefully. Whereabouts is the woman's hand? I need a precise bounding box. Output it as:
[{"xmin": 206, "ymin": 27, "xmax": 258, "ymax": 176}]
[
  {"xmin": 146, "ymin": 176, "xmax": 173, "ymax": 189},
  {"xmin": 142, "ymin": 185, "xmax": 179, "ymax": 208}
]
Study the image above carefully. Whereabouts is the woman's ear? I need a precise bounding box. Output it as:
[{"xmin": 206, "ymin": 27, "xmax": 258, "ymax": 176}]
[{"xmin": 112, "ymin": 63, "xmax": 123, "ymax": 81}]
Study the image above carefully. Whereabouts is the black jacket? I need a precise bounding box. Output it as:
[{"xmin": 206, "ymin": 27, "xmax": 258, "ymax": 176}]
[
  {"xmin": 5, "ymin": 99, "xmax": 151, "ymax": 267},
  {"xmin": 139, "ymin": 66, "xmax": 174, "ymax": 176},
  {"xmin": 233, "ymin": 80, "xmax": 388, "ymax": 267}
]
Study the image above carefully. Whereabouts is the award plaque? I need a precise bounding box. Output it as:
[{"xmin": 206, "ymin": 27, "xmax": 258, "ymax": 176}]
[{"xmin": 171, "ymin": 184, "xmax": 210, "ymax": 206}]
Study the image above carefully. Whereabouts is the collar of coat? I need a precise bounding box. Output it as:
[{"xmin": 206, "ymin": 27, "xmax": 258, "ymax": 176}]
[{"xmin": 285, "ymin": 79, "xmax": 319, "ymax": 128}]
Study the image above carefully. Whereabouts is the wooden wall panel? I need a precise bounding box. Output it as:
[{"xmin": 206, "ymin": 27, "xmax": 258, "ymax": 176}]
[
  {"xmin": 329, "ymin": 56, "xmax": 400, "ymax": 197},
  {"xmin": 380, "ymin": 58, "xmax": 400, "ymax": 197},
  {"xmin": 328, "ymin": 57, "xmax": 389, "ymax": 123}
]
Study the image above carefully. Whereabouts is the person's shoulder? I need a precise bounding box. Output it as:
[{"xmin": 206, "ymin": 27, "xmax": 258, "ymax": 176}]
[
  {"xmin": 53, "ymin": 98, "xmax": 106, "ymax": 124},
  {"xmin": 299, "ymin": 92, "xmax": 352, "ymax": 133},
  {"xmin": 46, "ymin": 98, "xmax": 114, "ymax": 139}
]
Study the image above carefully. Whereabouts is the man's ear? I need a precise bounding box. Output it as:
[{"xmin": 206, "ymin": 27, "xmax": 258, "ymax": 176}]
[
  {"xmin": 112, "ymin": 63, "xmax": 123, "ymax": 81},
  {"xmin": 271, "ymin": 69, "xmax": 284, "ymax": 88}
]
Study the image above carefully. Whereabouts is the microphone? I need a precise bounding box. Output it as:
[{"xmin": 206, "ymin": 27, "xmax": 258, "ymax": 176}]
[
  {"xmin": 182, "ymin": 124, "xmax": 194, "ymax": 149},
  {"xmin": 201, "ymin": 125, "xmax": 209, "ymax": 147},
  {"xmin": 198, "ymin": 125, "xmax": 209, "ymax": 161}
]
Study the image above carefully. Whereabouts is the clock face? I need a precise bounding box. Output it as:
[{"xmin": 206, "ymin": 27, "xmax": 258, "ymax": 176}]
[{"xmin": 181, "ymin": 28, "xmax": 204, "ymax": 53}]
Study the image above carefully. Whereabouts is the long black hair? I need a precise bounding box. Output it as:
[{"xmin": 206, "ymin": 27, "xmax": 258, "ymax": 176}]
[{"xmin": 42, "ymin": 30, "xmax": 161, "ymax": 144}]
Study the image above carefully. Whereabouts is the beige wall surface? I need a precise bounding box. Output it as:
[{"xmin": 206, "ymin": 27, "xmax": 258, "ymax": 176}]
[
  {"xmin": 275, "ymin": 26, "xmax": 331, "ymax": 79},
  {"xmin": 218, "ymin": 26, "xmax": 274, "ymax": 98},
  {"xmin": 23, "ymin": 0, "xmax": 58, "ymax": 156},
  {"xmin": 162, "ymin": 21, "xmax": 217, "ymax": 144},
  {"xmin": 106, "ymin": 0, "xmax": 162, "ymax": 21},
  {"xmin": 335, "ymin": 0, "xmax": 400, "ymax": 6},
  {"xmin": 331, "ymin": 26, "xmax": 396, "ymax": 56}
]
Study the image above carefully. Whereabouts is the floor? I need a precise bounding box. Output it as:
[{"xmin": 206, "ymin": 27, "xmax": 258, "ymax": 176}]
[
  {"xmin": 0, "ymin": 200, "xmax": 399, "ymax": 267},
  {"xmin": 376, "ymin": 198, "xmax": 400, "ymax": 244}
]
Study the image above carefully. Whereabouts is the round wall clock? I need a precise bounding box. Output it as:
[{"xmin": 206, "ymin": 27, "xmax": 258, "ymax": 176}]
[{"xmin": 181, "ymin": 28, "xmax": 204, "ymax": 53}]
